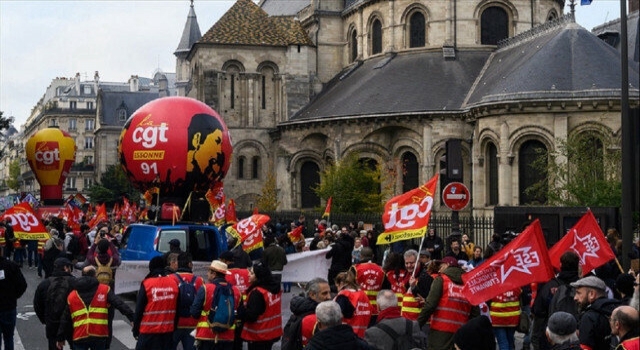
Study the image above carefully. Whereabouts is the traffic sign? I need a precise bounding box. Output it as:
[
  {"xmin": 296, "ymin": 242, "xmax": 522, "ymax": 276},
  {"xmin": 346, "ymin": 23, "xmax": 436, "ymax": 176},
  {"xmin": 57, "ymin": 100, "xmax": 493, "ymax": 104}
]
[{"xmin": 442, "ymin": 182, "xmax": 470, "ymax": 211}]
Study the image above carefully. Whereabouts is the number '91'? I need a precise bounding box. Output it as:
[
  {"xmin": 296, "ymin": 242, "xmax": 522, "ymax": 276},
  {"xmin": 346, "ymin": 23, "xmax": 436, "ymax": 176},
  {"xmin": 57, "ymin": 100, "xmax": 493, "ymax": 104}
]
[{"xmin": 141, "ymin": 162, "xmax": 158, "ymax": 175}]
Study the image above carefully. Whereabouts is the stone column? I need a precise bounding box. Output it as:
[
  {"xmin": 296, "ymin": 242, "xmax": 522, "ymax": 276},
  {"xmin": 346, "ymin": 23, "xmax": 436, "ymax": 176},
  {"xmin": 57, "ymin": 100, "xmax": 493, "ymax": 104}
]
[
  {"xmin": 499, "ymin": 121, "xmax": 512, "ymax": 205},
  {"xmin": 423, "ymin": 124, "xmax": 434, "ymax": 181}
]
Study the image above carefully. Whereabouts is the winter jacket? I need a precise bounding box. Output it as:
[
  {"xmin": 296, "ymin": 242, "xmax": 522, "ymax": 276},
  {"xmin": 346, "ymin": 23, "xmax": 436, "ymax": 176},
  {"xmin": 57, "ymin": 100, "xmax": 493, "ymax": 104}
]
[
  {"xmin": 238, "ymin": 274, "xmax": 282, "ymax": 323},
  {"xmin": 306, "ymin": 324, "xmax": 374, "ymax": 350},
  {"xmin": 326, "ymin": 235, "xmax": 354, "ymax": 273},
  {"xmin": 33, "ymin": 270, "xmax": 76, "ymax": 339},
  {"xmin": 418, "ymin": 266, "xmax": 478, "ymax": 327},
  {"xmin": 0, "ymin": 256, "xmax": 27, "ymax": 311},
  {"xmin": 578, "ymin": 297, "xmax": 621, "ymax": 350},
  {"xmin": 364, "ymin": 307, "xmax": 425, "ymax": 350}
]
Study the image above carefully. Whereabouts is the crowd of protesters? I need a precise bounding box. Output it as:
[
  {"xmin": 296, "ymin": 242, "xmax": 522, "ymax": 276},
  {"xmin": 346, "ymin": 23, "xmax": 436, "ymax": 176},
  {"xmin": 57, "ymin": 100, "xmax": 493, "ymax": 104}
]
[{"xmin": 1, "ymin": 210, "xmax": 640, "ymax": 350}]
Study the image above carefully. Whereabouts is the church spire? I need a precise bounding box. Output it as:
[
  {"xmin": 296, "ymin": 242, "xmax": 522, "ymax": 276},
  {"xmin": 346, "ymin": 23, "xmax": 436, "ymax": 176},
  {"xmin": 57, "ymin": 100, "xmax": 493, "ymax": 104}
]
[{"xmin": 174, "ymin": 0, "xmax": 202, "ymax": 56}]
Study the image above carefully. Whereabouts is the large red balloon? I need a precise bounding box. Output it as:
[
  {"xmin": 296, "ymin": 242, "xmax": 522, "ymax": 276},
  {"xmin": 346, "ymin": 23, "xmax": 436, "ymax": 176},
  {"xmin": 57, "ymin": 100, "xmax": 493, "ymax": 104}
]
[{"xmin": 118, "ymin": 97, "xmax": 232, "ymax": 197}]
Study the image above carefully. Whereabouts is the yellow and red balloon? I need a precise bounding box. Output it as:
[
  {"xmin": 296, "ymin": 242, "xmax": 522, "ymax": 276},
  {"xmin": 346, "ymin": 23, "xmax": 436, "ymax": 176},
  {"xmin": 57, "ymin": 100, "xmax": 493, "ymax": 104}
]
[
  {"xmin": 118, "ymin": 96, "xmax": 233, "ymax": 197},
  {"xmin": 25, "ymin": 128, "xmax": 76, "ymax": 202}
]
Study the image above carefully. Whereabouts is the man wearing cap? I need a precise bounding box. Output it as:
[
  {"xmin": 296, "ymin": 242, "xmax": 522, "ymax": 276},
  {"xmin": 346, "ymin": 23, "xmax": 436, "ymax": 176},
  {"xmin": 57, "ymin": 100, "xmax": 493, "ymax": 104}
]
[
  {"xmin": 349, "ymin": 247, "xmax": 385, "ymax": 325},
  {"xmin": 571, "ymin": 275, "xmax": 622, "ymax": 350},
  {"xmin": 191, "ymin": 260, "xmax": 241, "ymax": 350},
  {"xmin": 163, "ymin": 239, "xmax": 183, "ymax": 265},
  {"xmin": 34, "ymin": 257, "xmax": 76, "ymax": 350},
  {"xmin": 132, "ymin": 256, "xmax": 180, "ymax": 349},
  {"xmin": 545, "ymin": 311, "xmax": 581, "ymax": 349},
  {"xmin": 418, "ymin": 256, "xmax": 477, "ymax": 350},
  {"xmin": 610, "ymin": 305, "xmax": 639, "ymax": 350}
]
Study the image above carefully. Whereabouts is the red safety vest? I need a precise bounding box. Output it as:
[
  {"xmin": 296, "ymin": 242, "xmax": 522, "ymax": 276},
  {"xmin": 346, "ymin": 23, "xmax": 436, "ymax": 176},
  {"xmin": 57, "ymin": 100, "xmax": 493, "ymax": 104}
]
[
  {"xmin": 194, "ymin": 282, "xmax": 241, "ymax": 342},
  {"xmin": 618, "ymin": 337, "xmax": 640, "ymax": 350},
  {"xmin": 430, "ymin": 274, "xmax": 472, "ymax": 333},
  {"xmin": 386, "ymin": 269, "xmax": 408, "ymax": 305},
  {"xmin": 139, "ymin": 275, "xmax": 179, "ymax": 334},
  {"xmin": 337, "ymin": 289, "xmax": 371, "ymax": 338},
  {"xmin": 67, "ymin": 284, "xmax": 110, "ymax": 341},
  {"xmin": 301, "ymin": 314, "xmax": 317, "ymax": 347},
  {"xmin": 489, "ymin": 289, "xmax": 521, "ymax": 327},
  {"xmin": 241, "ymin": 287, "xmax": 283, "ymax": 341},
  {"xmin": 226, "ymin": 268, "xmax": 250, "ymax": 296},
  {"xmin": 401, "ymin": 290, "xmax": 421, "ymax": 321},
  {"xmin": 174, "ymin": 272, "xmax": 205, "ymax": 329},
  {"xmin": 355, "ymin": 263, "xmax": 384, "ymax": 315}
]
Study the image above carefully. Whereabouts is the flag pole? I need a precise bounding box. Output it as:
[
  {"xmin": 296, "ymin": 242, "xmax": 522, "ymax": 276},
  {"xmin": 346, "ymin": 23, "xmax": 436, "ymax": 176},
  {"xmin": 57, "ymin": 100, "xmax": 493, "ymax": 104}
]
[{"xmin": 412, "ymin": 227, "xmax": 429, "ymax": 280}]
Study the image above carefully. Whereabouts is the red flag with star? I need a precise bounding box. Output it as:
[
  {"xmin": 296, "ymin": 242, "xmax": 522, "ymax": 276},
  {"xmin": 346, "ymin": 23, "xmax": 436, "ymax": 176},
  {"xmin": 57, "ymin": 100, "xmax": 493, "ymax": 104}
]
[
  {"xmin": 462, "ymin": 219, "xmax": 554, "ymax": 305},
  {"xmin": 548, "ymin": 209, "xmax": 615, "ymax": 275},
  {"xmin": 377, "ymin": 174, "xmax": 438, "ymax": 245}
]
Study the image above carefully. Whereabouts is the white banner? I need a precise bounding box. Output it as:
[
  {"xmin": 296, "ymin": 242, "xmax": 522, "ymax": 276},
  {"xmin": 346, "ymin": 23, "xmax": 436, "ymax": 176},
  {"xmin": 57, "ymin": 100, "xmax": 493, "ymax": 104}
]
[{"xmin": 114, "ymin": 248, "xmax": 332, "ymax": 294}]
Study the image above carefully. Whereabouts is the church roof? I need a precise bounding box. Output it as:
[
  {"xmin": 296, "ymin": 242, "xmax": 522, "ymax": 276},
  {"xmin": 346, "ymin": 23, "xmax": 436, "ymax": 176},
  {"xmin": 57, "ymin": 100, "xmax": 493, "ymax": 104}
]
[
  {"xmin": 260, "ymin": 0, "xmax": 309, "ymax": 16},
  {"xmin": 291, "ymin": 50, "xmax": 491, "ymax": 120},
  {"xmin": 199, "ymin": 0, "xmax": 313, "ymax": 47},
  {"xmin": 465, "ymin": 19, "xmax": 640, "ymax": 106},
  {"xmin": 175, "ymin": 2, "xmax": 202, "ymax": 55}
]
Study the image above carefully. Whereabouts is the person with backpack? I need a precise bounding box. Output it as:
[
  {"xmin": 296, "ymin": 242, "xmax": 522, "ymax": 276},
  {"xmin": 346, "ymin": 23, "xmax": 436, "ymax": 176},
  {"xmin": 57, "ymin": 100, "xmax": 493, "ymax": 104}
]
[
  {"xmin": 190, "ymin": 259, "xmax": 240, "ymax": 350},
  {"xmin": 55, "ymin": 265, "xmax": 135, "ymax": 350},
  {"xmin": 364, "ymin": 289, "xmax": 426, "ymax": 350},
  {"xmin": 63, "ymin": 225, "xmax": 80, "ymax": 262},
  {"xmin": 281, "ymin": 277, "xmax": 332, "ymax": 350},
  {"xmin": 571, "ymin": 275, "xmax": 622, "ymax": 350},
  {"xmin": 132, "ymin": 256, "xmax": 179, "ymax": 350},
  {"xmin": 172, "ymin": 252, "xmax": 204, "ymax": 350},
  {"xmin": 33, "ymin": 257, "xmax": 76, "ymax": 350},
  {"xmin": 0, "ymin": 240, "xmax": 27, "ymax": 350},
  {"xmin": 306, "ymin": 301, "xmax": 374, "ymax": 350},
  {"xmin": 239, "ymin": 261, "xmax": 283, "ymax": 350},
  {"xmin": 531, "ymin": 251, "xmax": 580, "ymax": 350}
]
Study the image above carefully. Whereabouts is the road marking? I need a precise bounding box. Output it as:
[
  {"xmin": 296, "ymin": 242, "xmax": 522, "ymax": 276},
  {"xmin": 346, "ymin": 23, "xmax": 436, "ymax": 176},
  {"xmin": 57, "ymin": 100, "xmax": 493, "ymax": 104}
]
[{"xmin": 112, "ymin": 319, "xmax": 137, "ymax": 349}]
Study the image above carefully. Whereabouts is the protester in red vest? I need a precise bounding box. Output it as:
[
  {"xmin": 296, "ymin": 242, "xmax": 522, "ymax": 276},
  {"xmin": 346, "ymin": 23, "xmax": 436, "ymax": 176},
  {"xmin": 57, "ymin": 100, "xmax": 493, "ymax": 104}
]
[
  {"xmin": 383, "ymin": 252, "xmax": 408, "ymax": 305},
  {"xmin": 239, "ymin": 261, "xmax": 283, "ymax": 350},
  {"xmin": 334, "ymin": 272, "xmax": 371, "ymax": 338},
  {"xmin": 610, "ymin": 305, "xmax": 639, "ymax": 350},
  {"xmin": 132, "ymin": 256, "xmax": 179, "ymax": 349},
  {"xmin": 418, "ymin": 256, "xmax": 478, "ymax": 350},
  {"xmin": 349, "ymin": 247, "xmax": 384, "ymax": 325},
  {"xmin": 172, "ymin": 252, "xmax": 205, "ymax": 350},
  {"xmin": 56, "ymin": 265, "xmax": 134, "ymax": 350},
  {"xmin": 490, "ymin": 288, "xmax": 522, "ymax": 350},
  {"xmin": 190, "ymin": 259, "xmax": 241, "ymax": 350}
]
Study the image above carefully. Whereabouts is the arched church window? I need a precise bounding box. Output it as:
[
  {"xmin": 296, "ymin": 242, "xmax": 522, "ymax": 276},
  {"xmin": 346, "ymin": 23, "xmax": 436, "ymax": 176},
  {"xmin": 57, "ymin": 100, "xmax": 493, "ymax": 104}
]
[
  {"xmin": 409, "ymin": 12, "xmax": 426, "ymax": 48},
  {"xmin": 402, "ymin": 152, "xmax": 419, "ymax": 192},
  {"xmin": 487, "ymin": 142, "xmax": 499, "ymax": 205},
  {"xmin": 300, "ymin": 161, "xmax": 321, "ymax": 208},
  {"xmin": 350, "ymin": 29, "xmax": 358, "ymax": 62},
  {"xmin": 481, "ymin": 7, "xmax": 509, "ymax": 45},
  {"xmin": 372, "ymin": 19, "xmax": 383, "ymax": 55},
  {"xmin": 519, "ymin": 140, "xmax": 547, "ymax": 204}
]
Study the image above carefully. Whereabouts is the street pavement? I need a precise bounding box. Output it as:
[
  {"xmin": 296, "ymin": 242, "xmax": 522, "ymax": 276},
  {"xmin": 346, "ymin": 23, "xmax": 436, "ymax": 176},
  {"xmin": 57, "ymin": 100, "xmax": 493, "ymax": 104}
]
[{"xmin": 13, "ymin": 264, "xmax": 523, "ymax": 349}]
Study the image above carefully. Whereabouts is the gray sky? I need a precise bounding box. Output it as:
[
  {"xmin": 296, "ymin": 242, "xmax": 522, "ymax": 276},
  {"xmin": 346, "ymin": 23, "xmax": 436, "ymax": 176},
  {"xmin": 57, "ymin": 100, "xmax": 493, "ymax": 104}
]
[{"xmin": 0, "ymin": 0, "xmax": 625, "ymax": 129}]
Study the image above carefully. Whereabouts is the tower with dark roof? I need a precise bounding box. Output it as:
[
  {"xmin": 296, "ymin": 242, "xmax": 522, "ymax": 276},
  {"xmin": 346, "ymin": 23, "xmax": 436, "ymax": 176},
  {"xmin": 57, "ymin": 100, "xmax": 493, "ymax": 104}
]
[{"xmin": 174, "ymin": 0, "xmax": 202, "ymax": 97}]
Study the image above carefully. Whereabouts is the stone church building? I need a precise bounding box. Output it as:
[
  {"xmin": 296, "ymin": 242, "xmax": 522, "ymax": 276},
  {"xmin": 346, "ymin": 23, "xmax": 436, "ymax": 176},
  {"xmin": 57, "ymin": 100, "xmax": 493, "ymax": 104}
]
[{"xmin": 175, "ymin": 0, "xmax": 639, "ymax": 215}]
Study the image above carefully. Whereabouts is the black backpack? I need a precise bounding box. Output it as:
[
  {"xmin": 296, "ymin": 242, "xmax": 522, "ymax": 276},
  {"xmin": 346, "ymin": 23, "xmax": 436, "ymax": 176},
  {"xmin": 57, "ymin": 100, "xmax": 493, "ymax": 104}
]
[
  {"xmin": 281, "ymin": 311, "xmax": 314, "ymax": 350},
  {"xmin": 374, "ymin": 319, "xmax": 423, "ymax": 350},
  {"xmin": 66, "ymin": 235, "xmax": 80, "ymax": 258},
  {"xmin": 175, "ymin": 273, "xmax": 197, "ymax": 317},
  {"xmin": 548, "ymin": 283, "xmax": 579, "ymax": 319}
]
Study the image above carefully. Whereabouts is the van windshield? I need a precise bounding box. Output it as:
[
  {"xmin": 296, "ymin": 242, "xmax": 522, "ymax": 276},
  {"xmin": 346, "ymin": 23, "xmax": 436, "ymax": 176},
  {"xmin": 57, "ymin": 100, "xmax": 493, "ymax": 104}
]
[{"xmin": 157, "ymin": 229, "xmax": 187, "ymax": 253}]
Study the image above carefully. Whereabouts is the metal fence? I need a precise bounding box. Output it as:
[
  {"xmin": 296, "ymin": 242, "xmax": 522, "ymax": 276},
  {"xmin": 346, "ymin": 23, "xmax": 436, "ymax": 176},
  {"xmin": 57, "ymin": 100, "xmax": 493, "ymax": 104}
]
[{"xmin": 237, "ymin": 210, "xmax": 495, "ymax": 251}]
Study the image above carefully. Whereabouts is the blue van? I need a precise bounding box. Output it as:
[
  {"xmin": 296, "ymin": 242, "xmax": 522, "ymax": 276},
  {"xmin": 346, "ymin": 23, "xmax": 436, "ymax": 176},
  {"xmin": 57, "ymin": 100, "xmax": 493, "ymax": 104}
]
[{"xmin": 120, "ymin": 223, "xmax": 228, "ymax": 262}]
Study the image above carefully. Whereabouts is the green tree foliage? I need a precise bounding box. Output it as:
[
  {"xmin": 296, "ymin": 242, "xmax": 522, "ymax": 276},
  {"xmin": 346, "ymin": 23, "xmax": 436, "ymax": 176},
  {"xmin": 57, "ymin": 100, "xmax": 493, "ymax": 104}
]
[
  {"xmin": 7, "ymin": 159, "xmax": 21, "ymax": 191},
  {"xmin": 87, "ymin": 164, "xmax": 140, "ymax": 205},
  {"xmin": 0, "ymin": 111, "xmax": 12, "ymax": 132},
  {"xmin": 257, "ymin": 165, "xmax": 280, "ymax": 212},
  {"xmin": 314, "ymin": 153, "xmax": 388, "ymax": 214},
  {"xmin": 528, "ymin": 133, "xmax": 621, "ymax": 207}
]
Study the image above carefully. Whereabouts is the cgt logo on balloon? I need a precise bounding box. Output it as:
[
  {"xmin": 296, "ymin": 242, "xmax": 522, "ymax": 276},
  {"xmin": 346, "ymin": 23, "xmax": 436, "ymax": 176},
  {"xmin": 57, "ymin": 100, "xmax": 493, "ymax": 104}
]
[{"xmin": 34, "ymin": 142, "xmax": 61, "ymax": 169}]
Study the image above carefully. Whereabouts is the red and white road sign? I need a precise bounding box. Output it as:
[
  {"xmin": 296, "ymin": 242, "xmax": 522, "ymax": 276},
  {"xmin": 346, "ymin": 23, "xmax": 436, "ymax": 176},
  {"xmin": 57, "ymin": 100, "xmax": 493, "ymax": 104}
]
[{"xmin": 442, "ymin": 182, "xmax": 470, "ymax": 211}]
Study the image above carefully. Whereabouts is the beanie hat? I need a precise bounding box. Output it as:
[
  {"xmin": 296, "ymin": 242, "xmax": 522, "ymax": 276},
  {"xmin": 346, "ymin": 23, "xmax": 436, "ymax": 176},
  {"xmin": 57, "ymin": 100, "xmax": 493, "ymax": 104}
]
[
  {"xmin": 148, "ymin": 256, "xmax": 166, "ymax": 272},
  {"xmin": 252, "ymin": 261, "xmax": 272, "ymax": 281},
  {"xmin": 547, "ymin": 311, "xmax": 578, "ymax": 336},
  {"xmin": 615, "ymin": 273, "xmax": 635, "ymax": 296},
  {"xmin": 453, "ymin": 315, "xmax": 495, "ymax": 350}
]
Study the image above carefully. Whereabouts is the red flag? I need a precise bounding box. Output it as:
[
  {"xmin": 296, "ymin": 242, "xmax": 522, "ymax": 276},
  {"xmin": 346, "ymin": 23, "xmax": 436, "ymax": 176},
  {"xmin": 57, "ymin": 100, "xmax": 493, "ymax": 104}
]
[
  {"xmin": 462, "ymin": 220, "xmax": 554, "ymax": 305},
  {"xmin": 322, "ymin": 197, "xmax": 332, "ymax": 219},
  {"xmin": 377, "ymin": 174, "xmax": 439, "ymax": 245},
  {"xmin": 88, "ymin": 203, "xmax": 108, "ymax": 230},
  {"xmin": 288, "ymin": 225, "xmax": 304, "ymax": 244},
  {"xmin": 548, "ymin": 210, "xmax": 616, "ymax": 275},
  {"xmin": 253, "ymin": 207, "xmax": 259, "ymax": 215},
  {"xmin": 206, "ymin": 184, "xmax": 226, "ymax": 226},
  {"xmin": 226, "ymin": 199, "xmax": 238, "ymax": 225},
  {"xmin": 227, "ymin": 214, "xmax": 270, "ymax": 253},
  {"xmin": 0, "ymin": 202, "xmax": 50, "ymax": 240}
]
